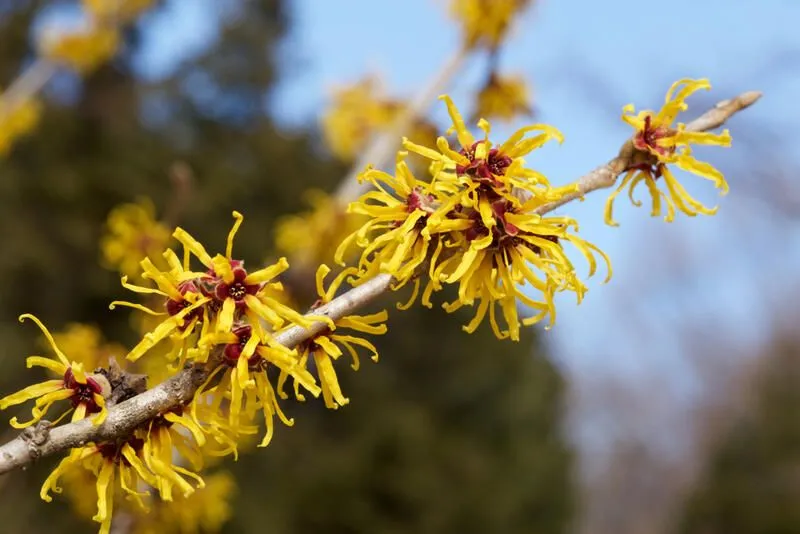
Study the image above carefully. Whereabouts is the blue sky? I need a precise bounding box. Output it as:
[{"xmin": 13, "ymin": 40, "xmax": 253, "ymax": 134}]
[{"xmin": 131, "ymin": 0, "xmax": 800, "ymax": 456}]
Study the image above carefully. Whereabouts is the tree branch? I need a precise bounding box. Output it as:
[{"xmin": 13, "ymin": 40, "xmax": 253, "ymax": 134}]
[
  {"xmin": 0, "ymin": 273, "xmax": 393, "ymax": 475},
  {"xmin": 0, "ymin": 90, "xmax": 760, "ymax": 476},
  {"xmin": 534, "ymin": 90, "xmax": 762, "ymax": 215}
]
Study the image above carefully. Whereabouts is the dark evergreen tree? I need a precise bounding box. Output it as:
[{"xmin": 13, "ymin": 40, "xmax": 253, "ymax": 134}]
[{"xmin": 677, "ymin": 339, "xmax": 800, "ymax": 534}]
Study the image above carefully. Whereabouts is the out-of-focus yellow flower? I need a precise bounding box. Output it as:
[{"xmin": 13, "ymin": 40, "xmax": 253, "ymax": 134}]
[
  {"xmin": 274, "ymin": 189, "xmax": 369, "ymax": 268},
  {"xmin": 474, "ymin": 73, "xmax": 532, "ymax": 122},
  {"xmin": 277, "ymin": 265, "xmax": 387, "ymax": 409},
  {"xmin": 101, "ymin": 198, "xmax": 172, "ymax": 280},
  {"xmin": 322, "ymin": 77, "xmax": 399, "ymax": 161},
  {"xmin": 51, "ymin": 323, "xmax": 125, "ymax": 371},
  {"xmin": 321, "ymin": 76, "xmax": 436, "ymax": 161},
  {"xmin": 605, "ymin": 78, "xmax": 732, "ymax": 225},
  {"xmin": 132, "ymin": 471, "xmax": 236, "ymax": 534},
  {"xmin": 40, "ymin": 25, "xmax": 121, "ymax": 73},
  {"xmin": 83, "ymin": 0, "xmax": 156, "ymax": 23},
  {"xmin": 0, "ymin": 97, "xmax": 41, "ymax": 156},
  {"xmin": 0, "ymin": 315, "xmax": 110, "ymax": 428},
  {"xmin": 450, "ymin": 0, "xmax": 532, "ymax": 49}
]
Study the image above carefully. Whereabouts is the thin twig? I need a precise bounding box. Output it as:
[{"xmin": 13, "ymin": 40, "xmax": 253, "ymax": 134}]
[
  {"xmin": 0, "ymin": 91, "xmax": 759, "ymax": 476},
  {"xmin": 0, "ymin": 60, "xmax": 57, "ymax": 117},
  {"xmin": 533, "ymin": 90, "xmax": 762, "ymax": 215}
]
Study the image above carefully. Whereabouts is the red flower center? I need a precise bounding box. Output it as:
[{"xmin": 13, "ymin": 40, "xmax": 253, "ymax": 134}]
[
  {"xmin": 223, "ymin": 325, "xmax": 263, "ymax": 369},
  {"xmin": 456, "ymin": 141, "xmax": 512, "ymax": 185},
  {"xmin": 63, "ymin": 367, "xmax": 103, "ymax": 414},
  {"xmin": 634, "ymin": 115, "xmax": 674, "ymax": 157},
  {"xmin": 211, "ymin": 261, "xmax": 260, "ymax": 308},
  {"xmin": 98, "ymin": 437, "xmax": 145, "ymax": 465},
  {"xmin": 165, "ymin": 282, "xmax": 204, "ymax": 329}
]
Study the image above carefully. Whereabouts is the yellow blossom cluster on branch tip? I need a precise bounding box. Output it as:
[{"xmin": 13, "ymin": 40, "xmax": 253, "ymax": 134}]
[
  {"xmin": 101, "ymin": 198, "xmax": 172, "ymax": 280},
  {"xmin": 450, "ymin": 0, "xmax": 533, "ymax": 49},
  {"xmin": 474, "ymin": 73, "xmax": 533, "ymax": 123},
  {"xmin": 605, "ymin": 78, "xmax": 732, "ymax": 226},
  {"xmin": 83, "ymin": 0, "xmax": 156, "ymax": 23},
  {"xmin": 331, "ymin": 95, "xmax": 610, "ymax": 340},
  {"xmin": 321, "ymin": 76, "xmax": 437, "ymax": 161},
  {"xmin": 0, "ymin": 96, "xmax": 41, "ymax": 156},
  {"xmin": 40, "ymin": 25, "xmax": 121, "ymax": 74}
]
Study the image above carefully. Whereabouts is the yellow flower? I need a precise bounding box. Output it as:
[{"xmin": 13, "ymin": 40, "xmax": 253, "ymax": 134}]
[
  {"xmin": 132, "ymin": 471, "xmax": 236, "ymax": 534},
  {"xmin": 41, "ymin": 438, "xmax": 157, "ymax": 534},
  {"xmin": 141, "ymin": 407, "xmax": 206, "ymax": 501},
  {"xmin": 321, "ymin": 76, "xmax": 400, "ymax": 161},
  {"xmin": 404, "ymin": 95, "xmax": 574, "ymax": 222},
  {"xmin": 321, "ymin": 76, "xmax": 436, "ymax": 161},
  {"xmin": 0, "ymin": 96, "xmax": 41, "ymax": 156},
  {"xmin": 450, "ymin": 0, "xmax": 532, "ymax": 49},
  {"xmin": 113, "ymin": 251, "xmax": 210, "ymax": 364},
  {"xmin": 40, "ymin": 25, "xmax": 121, "ymax": 73},
  {"xmin": 335, "ymin": 153, "xmax": 459, "ymax": 290},
  {"xmin": 605, "ymin": 78, "xmax": 732, "ymax": 225},
  {"xmin": 0, "ymin": 315, "xmax": 110, "ymax": 428},
  {"xmin": 51, "ymin": 323, "xmax": 125, "ymax": 371},
  {"xmin": 277, "ymin": 266, "xmax": 388, "ymax": 409},
  {"xmin": 442, "ymin": 196, "xmax": 610, "ymax": 339},
  {"xmin": 173, "ymin": 211, "xmax": 331, "ymax": 336},
  {"xmin": 100, "ymin": 198, "xmax": 171, "ymax": 280},
  {"xmin": 83, "ymin": 0, "xmax": 156, "ymax": 23},
  {"xmin": 42, "ymin": 413, "xmax": 207, "ymax": 533},
  {"xmin": 474, "ymin": 73, "xmax": 532, "ymax": 122},
  {"xmin": 341, "ymin": 94, "xmax": 608, "ymax": 339},
  {"xmin": 274, "ymin": 189, "xmax": 369, "ymax": 268},
  {"xmin": 195, "ymin": 324, "xmax": 320, "ymax": 447}
]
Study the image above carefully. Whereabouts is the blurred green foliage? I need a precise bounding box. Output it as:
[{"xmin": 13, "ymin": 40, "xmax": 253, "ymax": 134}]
[
  {"xmin": 677, "ymin": 339, "xmax": 800, "ymax": 534},
  {"xmin": 0, "ymin": 1, "xmax": 574, "ymax": 532}
]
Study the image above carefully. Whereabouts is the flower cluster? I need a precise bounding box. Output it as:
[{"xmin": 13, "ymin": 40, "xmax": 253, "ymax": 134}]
[
  {"xmin": 450, "ymin": 0, "xmax": 533, "ymax": 50},
  {"xmin": 274, "ymin": 189, "xmax": 369, "ymax": 270},
  {"xmin": 0, "ymin": 78, "xmax": 741, "ymax": 533},
  {"xmin": 321, "ymin": 76, "xmax": 436, "ymax": 162},
  {"xmin": 40, "ymin": 0, "xmax": 156, "ymax": 73},
  {"xmin": 0, "ymin": 96, "xmax": 41, "ymax": 156},
  {"xmin": 334, "ymin": 95, "xmax": 610, "ymax": 340},
  {"xmin": 115, "ymin": 211, "xmax": 388, "ymax": 448},
  {"xmin": 605, "ymin": 78, "xmax": 732, "ymax": 225},
  {"xmin": 474, "ymin": 73, "xmax": 533, "ymax": 122},
  {"xmin": 0, "ymin": 315, "xmax": 110, "ymax": 429},
  {"xmin": 40, "ymin": 404, "xmax": 206, "ymax": 534},
  {"xmin": 101, "ymin": 198, "xmax": 172, "ymax": 280}
]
